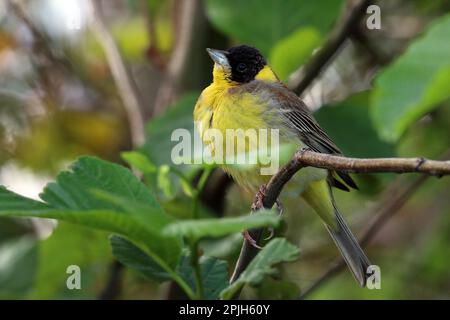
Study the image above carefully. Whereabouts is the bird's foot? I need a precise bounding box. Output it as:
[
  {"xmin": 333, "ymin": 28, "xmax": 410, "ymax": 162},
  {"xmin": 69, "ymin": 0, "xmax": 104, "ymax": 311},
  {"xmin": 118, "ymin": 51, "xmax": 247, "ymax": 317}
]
[
  {"xmin": 246, "ymin": 185, "xmax": 282, "ymax": 245},
  {"xmin": 275, "ymin": 198, "xmax": 284, "ymax": 216},
  {"xmin": 243, "ymin": 230, "xmax": 263, "ymax": 249}
]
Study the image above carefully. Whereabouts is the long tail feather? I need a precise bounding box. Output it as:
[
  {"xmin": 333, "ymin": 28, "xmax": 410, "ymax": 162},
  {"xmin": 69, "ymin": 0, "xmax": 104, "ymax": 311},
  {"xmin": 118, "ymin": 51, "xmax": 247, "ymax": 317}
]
[
  {"xmin": 325, "ymin": 205, "xmax": 371, "ymax": 286},
  {"xmin": 302, "ymin": 179, "xmax": 371, "ymax": 287}
]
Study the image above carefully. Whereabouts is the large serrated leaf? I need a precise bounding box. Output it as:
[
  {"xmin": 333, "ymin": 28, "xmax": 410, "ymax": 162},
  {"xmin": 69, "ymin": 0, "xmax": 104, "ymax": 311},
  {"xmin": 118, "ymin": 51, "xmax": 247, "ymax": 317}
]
[
  {"xmin": 110, "ymin": 235, "xmax": 172, "ymax": 282},
  {"xmin": 0, "ymin": 156, "xmax": 182, "ymax": 271},
  {"xmin": 40, "ymin": 156, "xmax": 159, "ymax": 210}
]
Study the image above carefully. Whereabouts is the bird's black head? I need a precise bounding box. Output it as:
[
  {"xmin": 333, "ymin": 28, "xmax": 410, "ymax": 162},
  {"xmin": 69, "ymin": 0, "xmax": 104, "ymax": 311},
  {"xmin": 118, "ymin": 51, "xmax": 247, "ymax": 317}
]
[
  {"xmin": 227, "ymin": 45, "xmax": 267, "ymax": 83},
  {"xmin": 207, "ymin": 45, "xmax": 267, "ymax": 83}
]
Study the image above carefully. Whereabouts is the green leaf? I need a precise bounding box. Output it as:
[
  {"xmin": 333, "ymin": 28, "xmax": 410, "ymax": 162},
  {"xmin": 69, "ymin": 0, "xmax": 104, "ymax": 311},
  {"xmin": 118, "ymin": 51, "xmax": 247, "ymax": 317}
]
[
  {"xmin": 91, "ymin": 189, "xmax": 175, "ymax": 232},
  {"xmin": 220, "ymin": 238, "xmax": 299, "ymax": 299},
  {"xmin": 0, "ymin": 237, "xmax": 37, "ymax": 298},
  {"xmin": 40, "ymin": 156, "xmax": 159, "ymax": 210},
  {"xmin": 177, "ymin": 253, "xmax": 229, "ymax": 300},
  {"xmin": 0, "ymin": 188, "xmax": 127, "ymax": 232},
  {"xmin": 0, "ymin": 187, "xmax": 180, "ymax": 269},
  {"xmin": 121, "ymin": 151, "xmax": 157, "ymax": 174},
  {"xmin": 371, "ymin": 14, "xmax": 450, "ymax": 142},
  {"xmin": 0, "ymin": 186, "xmax": 51, "ymax": 212},
  {"xmin": 201, "ymin": 233, "xmax": 243, "ymax": 259},
  {"xmin": 270, "ymin": 27, "xmax": 322, "ymax": 81},
  {"xmin": 163, "ymin": 210, "xmax": 280, "ymax": 241},
  {"xmin": 205, "ymin": 0, "xmax": 343, "ymax": 55},
  {"xmin": 110, "ymin": 235, "xmax": 171, "ymax": 282},
  {"xmin": 0, "ymin": 156, "xmax": 182, "ymax": 271}
]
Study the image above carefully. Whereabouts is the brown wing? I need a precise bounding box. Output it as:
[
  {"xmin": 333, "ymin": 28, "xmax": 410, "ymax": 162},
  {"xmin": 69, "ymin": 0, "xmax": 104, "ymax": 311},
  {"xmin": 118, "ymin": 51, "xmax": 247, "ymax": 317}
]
[{"xmin": 260, "ymin": 82, "xmax": 358, "ymax": 190}]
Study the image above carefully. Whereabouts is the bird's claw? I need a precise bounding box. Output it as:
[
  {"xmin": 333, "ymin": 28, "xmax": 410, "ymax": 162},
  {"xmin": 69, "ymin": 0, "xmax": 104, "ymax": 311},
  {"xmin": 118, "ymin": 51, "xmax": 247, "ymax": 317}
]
[
  {"xmin": 243, "ymin": 230, "xmax": 263, "ymax": 249},
  {"xmin": 264, "ymin": 198, "xmax": 283, "ymax": 241},
  {"xmin": 275, "ymin": 198, "xmax": 284, "ymax": 216},
  {"xmin": 264, "ymin": 227, "xmax": 275, "ymax": 241}
]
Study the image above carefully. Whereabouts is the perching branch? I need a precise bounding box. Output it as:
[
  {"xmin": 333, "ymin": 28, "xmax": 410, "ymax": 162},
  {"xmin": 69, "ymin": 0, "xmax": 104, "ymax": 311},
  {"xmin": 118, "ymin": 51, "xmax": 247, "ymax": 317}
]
[
  {"xmin": 229, "ymin": 150, "xmax": 450, "ymax": 298},
  {"xmin": 292, "ymin": 151, "xmax": 450, "ymax": 176},
  {"xmin": 299, "ymin": 149, "xmax": 450, "ymax": 298}
]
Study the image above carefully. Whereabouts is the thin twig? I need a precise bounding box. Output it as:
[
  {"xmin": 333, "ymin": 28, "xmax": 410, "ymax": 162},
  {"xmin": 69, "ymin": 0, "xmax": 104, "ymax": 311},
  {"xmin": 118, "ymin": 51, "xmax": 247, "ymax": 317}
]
[
  {"xmin": 88, "ymin": 0, "xmax": 146, "ymax": 147},
  {"xmin": 152, "ymin": 0, "xmax": 202, "ymax": 116}
]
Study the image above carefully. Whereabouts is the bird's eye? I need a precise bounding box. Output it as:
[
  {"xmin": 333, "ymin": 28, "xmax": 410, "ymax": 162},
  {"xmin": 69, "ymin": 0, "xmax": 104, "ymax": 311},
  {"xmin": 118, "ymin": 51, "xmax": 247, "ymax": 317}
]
[{"xmin": 237, "ymin": 63, "xmax": 247, "ymax": 72}]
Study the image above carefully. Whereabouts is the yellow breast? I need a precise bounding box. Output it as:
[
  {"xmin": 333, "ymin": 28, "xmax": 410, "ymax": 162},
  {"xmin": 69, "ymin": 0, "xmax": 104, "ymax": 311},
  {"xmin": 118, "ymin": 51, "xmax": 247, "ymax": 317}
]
[{"xmin": 194, "ymin": 79, "xmax": 275, "ymax": 190}]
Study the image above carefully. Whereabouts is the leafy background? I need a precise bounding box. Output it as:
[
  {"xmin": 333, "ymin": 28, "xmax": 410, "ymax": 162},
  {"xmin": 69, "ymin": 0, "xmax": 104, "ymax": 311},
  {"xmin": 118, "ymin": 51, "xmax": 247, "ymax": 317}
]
[{"xmin": 0, "ymin": 0, "xmax": 449, "ymax": 299}]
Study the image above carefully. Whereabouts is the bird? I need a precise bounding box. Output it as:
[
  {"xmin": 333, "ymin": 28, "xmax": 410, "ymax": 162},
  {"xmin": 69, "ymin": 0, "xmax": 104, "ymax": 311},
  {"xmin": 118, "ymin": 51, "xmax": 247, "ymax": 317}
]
[{"xmin": 193, "ymin": 45, "xmax": 371, "ymax": 287}]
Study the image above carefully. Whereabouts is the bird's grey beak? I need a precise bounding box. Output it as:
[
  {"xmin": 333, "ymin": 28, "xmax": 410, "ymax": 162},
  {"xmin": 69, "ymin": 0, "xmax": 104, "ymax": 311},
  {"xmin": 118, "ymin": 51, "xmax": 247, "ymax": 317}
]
[{"xmin": 206, "ymin": 48, "xmax": 230, "ymax": 68}]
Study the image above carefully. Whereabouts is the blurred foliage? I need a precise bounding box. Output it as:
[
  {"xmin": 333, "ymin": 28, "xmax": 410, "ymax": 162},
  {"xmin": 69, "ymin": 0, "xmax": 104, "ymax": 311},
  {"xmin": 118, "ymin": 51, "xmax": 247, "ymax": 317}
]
[
  {"xmin": 205, "ymin": 0, "xmax": 343, "ymax": 55},
  {"xmin": 270, "ymin": 27, "xmax": 322, "ymax": 81},
  {"xmin": 317, "ymin": 92, "xmax": 394, "ymax": 158},
  {"xmin": 371, "ymin": 14, "xmax": 450, "ymax": 142},
  {"xmin": 316, "ymin": 92, "xmax": 396, "ymax": 195},
  {"xmin": 0, "ymin": 237, "xmax": 37, "ymax": 298},
  {"xmin": 15, "ymin": 111, "xmax": 126, "ymax": 173},
  {"xmin": 112, "ymin": 19, "xmax": 150, "ymax": 62},
  {"xmin": 31, "ymin": 223, "xmax": 110, "ymax": 299}
]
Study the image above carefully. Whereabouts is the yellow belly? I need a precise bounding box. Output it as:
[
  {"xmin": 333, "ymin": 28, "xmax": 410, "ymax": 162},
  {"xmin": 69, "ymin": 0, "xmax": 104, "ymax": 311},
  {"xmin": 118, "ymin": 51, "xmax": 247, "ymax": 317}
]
[{"xmin": 194, "ymin": 84, "xmax": 327, "ymax": 193}]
